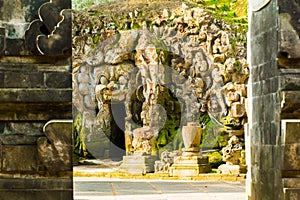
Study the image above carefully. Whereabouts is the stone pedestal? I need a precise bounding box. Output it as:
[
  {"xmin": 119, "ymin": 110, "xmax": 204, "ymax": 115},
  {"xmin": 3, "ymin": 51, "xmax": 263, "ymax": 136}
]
[
  {"xmin": 169, "ymin": 122, "xmax": 211, "ymax": 177},
  {"xmin": 118, "ymin": 155, "xmax": 156, "ymax": 175},
  {"xmin": 170, "ymin": 156, "xmax": 211, "ymax": 177}
]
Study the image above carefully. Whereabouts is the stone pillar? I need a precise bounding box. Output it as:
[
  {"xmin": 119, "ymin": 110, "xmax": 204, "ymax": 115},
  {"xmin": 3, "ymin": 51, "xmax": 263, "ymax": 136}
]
[
  {"xmin": 0, "ymin": 0, "xmax": 72, "ymax": 199},
  {"xmin": 248, "ymin": 0, "xmax": 300, "ymax": 199}
]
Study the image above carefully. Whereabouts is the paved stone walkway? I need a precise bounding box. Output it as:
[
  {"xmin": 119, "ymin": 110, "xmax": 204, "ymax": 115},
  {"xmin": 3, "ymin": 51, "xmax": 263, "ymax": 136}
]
[{"xmin": 74, "ymin": 177, "xmax": 246, "ymax": 200}]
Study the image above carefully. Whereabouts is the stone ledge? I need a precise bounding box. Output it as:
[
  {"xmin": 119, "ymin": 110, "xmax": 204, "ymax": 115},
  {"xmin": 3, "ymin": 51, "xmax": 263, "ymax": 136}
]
[
  {"xmin": 0, "ymin": 135, "xmax": 39, "ymax": 145},
  {"xmin": 283, "ymin": 178, "xmax": 300, "ymax": 188},
  {"xmin": 0, "ymin": 178, "xmax": 73, "ymax": 189},
  {"xmin": 0, "ymin": 102, "xmax": 72, "ymax": 120},
  {"xmin": 0, "ymin": 89, "xmax": 71, "ymax": 102},
  {"xmin": 0, "ymin": 190, "xmax": 73, "ymax": 200},
  {"xmin": 0, "ymin": 56, "xmax": 70, "ymax": 65},
  {"xmin": 73, "ymin": 167, "xmax": 246, "ymax": 182}
]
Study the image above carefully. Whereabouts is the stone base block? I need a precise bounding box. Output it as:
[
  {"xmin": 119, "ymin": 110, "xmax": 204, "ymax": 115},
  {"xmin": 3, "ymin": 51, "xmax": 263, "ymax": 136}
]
[
  {"xmin": 283, "ymin": 178, "xmax": 300, "ymax": 200},
  {"xmin": 118, "ymin": 155, "xmax": 156, "ymax": 175},
  {"xmin": 170, "ymin": 156, "xmax": 211, "ymax": 177},
  {"xmin": 217, "ymin": 164, "xmax": 241, "ymax": 174}
]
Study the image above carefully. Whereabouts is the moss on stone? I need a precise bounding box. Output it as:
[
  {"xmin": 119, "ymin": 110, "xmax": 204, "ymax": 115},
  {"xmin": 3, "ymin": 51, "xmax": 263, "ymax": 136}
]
[
  {"xmin": 206, "ymin": 151, "xmax": 224, "ymax": 168},
  {"xmin": 73, "ymin": 113, "xmax": 94, "ymax": 164}
]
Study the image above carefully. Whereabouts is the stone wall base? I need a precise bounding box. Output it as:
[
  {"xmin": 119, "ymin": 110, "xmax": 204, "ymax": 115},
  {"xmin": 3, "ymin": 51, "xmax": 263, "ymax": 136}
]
[{"xmin": 0, "ymin": 178, "xmax": 73, "ymax": 200}]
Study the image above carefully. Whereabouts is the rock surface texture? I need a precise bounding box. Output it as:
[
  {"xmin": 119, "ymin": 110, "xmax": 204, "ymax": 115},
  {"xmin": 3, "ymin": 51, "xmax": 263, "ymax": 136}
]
[{"xmin": 73, "ymin": 0, "xmax": 248, "ymax": 162}]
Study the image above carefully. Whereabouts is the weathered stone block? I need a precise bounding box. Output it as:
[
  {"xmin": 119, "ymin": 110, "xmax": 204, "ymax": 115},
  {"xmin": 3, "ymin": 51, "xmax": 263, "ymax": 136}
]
[
  {"xmin": 258, "ymin": 145, "xmax": 275, "ymax": 170},
  {"xmin": 281, "ymin": 92, "xmax": 300, "ymax": 117},
  {"xmin": 0, "ymin": 102, "xmax": 72, "ymax": 121},
  {"xmin": 2, "ymin": 145, "xmax": 37, "ymax": 172},
  {"xmin": 282, "ymin": 144, "xmax": 300, "ymax": 171},
  {"xmin": 283, "ymin": 178, "xmax": 300, "ymax": 200},
  {"xmin": 283, "ymin": 178, "xmax": 300, "ymax": 188},
  {"xmin": 5, "ymin": 39, "xmax": 26, "ymax": 55},
  {"xmin": 45, "ymin": 72, "xmax": 71, "ymax": 88},
  {"xmin": 284, "ymin": 188, "xmax": 300, "ymax": 200},
  {"xmin": 229, "ymin": 102, "xmax": 246, "ymax": 118},
  {"xmin": 4, "ymin": 72, "xmax": 44, "ymax": 88},
  {"xmin": 0, "ymin": 27, "xmax": 5, "ymax": 54},
  {"xmin": 0, "ymin": 190, "xmax": 73, "ymax": 200},
  {"xmin": 280, "ymin": 75, "xmax": 300, "ymax": 91},
  {"xmin": 282, "ymin": 120, "xmax": 300, "ymax": 144},
  {"xmin": 37, "ymin": 120, "xmax": 72, "ymax": 172},
  {"xmin": 118, "ymin": 155, "xmax": 156, "ymax": 174},
  {"xmin": 278, "ymin": 0, "xmax": 300, "ymax": 59},
  {"xmin": 0, "ymin": 89, "xmax": 72, "ymax": 102},
  {"xmin": 0, "ymin": 135, "xmax": 38, "ymax": 145},
  {"xmin": 0, "ymin": 73, "xmax": 4, "ymax": 88},
  {"xmin": 0, "ymin": 122, "xmax": 44, "ymax": 136}
]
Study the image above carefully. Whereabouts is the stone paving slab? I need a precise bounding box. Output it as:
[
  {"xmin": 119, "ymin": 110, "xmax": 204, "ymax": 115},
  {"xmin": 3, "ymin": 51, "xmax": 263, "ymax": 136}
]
[{"xmin": 74, "ymin": 177, "xmax": 246, "ymax": 200}]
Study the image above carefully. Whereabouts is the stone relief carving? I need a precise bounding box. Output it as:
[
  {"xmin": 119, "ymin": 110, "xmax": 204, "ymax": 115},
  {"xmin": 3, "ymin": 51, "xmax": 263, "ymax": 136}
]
[{"xmin": 73, "ymin": 5, "xmax": 248, "ymax": 157}]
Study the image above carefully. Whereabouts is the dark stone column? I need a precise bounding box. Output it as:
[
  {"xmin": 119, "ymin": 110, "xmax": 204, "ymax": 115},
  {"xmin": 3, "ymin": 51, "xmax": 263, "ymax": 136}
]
[{"xmin": 247, "ymin": 0, "xmax": 300, "ymax": 199}]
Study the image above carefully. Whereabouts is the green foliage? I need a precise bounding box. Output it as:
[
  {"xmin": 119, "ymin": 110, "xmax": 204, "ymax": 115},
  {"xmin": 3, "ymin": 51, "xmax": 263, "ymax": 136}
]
[
  {"xmin": 152, "ymin": 88, "xmax": 182, "ymax": 155},
  {"xmin": 73, "ymin": 113, "xmax": 94, "ymax": 164},
  {"xmin": 202, "ymin": 0, "xmax": 248, "ymax": 26},
  {"xmin": 72, "ymin": 0, "xmax": 115, "ymax": 10},
  {"xmin": 206, "ymin": 151, "xmax": 224, "ymax": 168},
  {"xmin": 199, "ymin": 113, "xmax": 214, "ymax": 148}
]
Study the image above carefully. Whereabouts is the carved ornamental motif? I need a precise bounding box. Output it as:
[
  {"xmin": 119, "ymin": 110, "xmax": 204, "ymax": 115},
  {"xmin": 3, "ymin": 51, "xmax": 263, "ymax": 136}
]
[{"xmin": 0, "ymin": 0, "xmax": 71, "ymax": 55}]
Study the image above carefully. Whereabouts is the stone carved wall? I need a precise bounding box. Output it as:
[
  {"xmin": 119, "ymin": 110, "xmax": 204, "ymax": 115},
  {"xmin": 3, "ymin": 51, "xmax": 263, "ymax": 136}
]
[
  {"xmin": 73, "ymin": 2, "xmax": 248, "ymax": 158},
  {"xmin": 0, "ymin": 0, "xmax": 72, "ymax": 199}
]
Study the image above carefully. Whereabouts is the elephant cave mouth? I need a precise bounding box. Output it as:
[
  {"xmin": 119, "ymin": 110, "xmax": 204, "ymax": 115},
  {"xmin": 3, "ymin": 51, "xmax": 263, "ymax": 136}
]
[{"xmin": 109, "ymin": 102, "xmax": 126, "ymax": 159}]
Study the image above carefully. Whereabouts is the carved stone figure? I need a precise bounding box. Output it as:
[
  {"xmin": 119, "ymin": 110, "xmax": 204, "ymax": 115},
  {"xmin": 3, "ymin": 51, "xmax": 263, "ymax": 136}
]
[
  {"xmin": 217, "ymin": 135, "xmax": 242, "ymax": 174},
  {"xmin": 132, "ymin": 126, "xmax": 158, "ymax": 155},
  {"xmin": 155, "ymin": 150, "xmax": 181, "ymax": 173},
  {"xmin": 222, "ymin": 135, "xmax": 242, "ymax": 165}
]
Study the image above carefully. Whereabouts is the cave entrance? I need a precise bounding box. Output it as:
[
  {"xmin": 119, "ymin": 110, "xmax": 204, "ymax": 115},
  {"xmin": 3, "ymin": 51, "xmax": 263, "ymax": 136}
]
[{"xmin": 109, "ymin": 102, "xmax": 126, "ymax": 160}]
